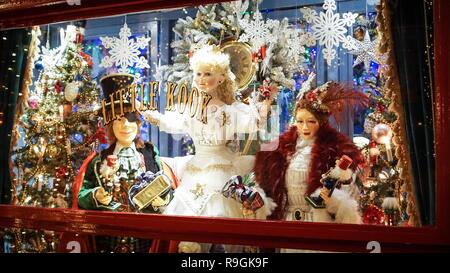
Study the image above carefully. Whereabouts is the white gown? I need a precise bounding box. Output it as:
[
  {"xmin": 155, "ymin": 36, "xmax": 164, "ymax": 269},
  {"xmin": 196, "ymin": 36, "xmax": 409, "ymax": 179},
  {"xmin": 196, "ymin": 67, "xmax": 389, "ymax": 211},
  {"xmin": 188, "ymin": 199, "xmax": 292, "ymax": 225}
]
[
  {"xmin": 149, "ymin": 102, "xmax": 275, "ymax": 252},
  {"xmin": 281, "ymin": 137, "xmax": 361, "ymax": 253}
]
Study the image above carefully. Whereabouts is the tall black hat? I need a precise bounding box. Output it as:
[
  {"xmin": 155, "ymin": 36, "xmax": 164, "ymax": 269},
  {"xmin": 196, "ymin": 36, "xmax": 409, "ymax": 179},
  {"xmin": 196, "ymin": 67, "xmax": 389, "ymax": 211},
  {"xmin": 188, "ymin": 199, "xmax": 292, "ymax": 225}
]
[{"xmin": 99, "ymin": 73, "xmax": 136, "ymax": 124}]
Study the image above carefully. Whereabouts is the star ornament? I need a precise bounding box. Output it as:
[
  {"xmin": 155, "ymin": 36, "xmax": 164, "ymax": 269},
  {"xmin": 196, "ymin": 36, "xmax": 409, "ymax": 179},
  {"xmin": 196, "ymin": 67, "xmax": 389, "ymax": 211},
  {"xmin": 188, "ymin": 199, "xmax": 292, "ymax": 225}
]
[
  {"xmin": 348, "ymin": 31, "xmax": 379, "ymax": 72},
  {"xmin": 100, "ymin": 23, "xmax": 151, "ymax": 74},
  {"xmin": 190, "ymin": 183, "xmax": 206, "ymax": 199}
]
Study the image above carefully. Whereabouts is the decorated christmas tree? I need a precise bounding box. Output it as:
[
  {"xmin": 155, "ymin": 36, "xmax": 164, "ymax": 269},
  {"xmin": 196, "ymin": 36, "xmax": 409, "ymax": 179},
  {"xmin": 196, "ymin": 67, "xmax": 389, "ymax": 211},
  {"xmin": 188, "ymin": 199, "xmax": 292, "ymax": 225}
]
[
  {"xmin": 356, "ymin": 81, "xmax": 404, "ymax": 226},
  {"xmin": 6, "ymin": 24, "xmax": 105, "ymax": 252},
  {"xmin": 350, "ymin": 13, "xmax": 406, "ymax": 226}
]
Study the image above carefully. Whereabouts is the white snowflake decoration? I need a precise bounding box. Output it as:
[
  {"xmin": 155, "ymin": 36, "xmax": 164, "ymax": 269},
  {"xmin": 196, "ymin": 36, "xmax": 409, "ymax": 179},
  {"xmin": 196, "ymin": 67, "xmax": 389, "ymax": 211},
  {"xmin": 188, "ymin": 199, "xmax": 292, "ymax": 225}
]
[
  {"xmin": 238, "ymin": 9, "xmax": 279, "ymax": 52},
  {"xmin": 285, "ymin": 29, "xmax": 306, "ymax": 64},
  {"xmin": 100, "ymin": 23, "xmax": 151, "ymax": 74},
  {"xmin": 348, "ymin": 31, "xmax": 378, "ymax": 72},
  {"xmin": 300, "ymin": 0, "xmax": 358, "ymax": 65}
]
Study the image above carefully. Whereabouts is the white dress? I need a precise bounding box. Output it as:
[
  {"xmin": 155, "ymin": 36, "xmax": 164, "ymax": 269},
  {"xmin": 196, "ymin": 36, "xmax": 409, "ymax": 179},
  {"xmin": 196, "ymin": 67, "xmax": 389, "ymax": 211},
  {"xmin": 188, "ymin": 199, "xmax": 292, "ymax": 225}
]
[
  {"xmin": 148, "ymin": 102, "xmax": 275, "ymax": 252},
  {"xmin": 281, "ymin": 137, "xmax": 361, "ymax": 253}
]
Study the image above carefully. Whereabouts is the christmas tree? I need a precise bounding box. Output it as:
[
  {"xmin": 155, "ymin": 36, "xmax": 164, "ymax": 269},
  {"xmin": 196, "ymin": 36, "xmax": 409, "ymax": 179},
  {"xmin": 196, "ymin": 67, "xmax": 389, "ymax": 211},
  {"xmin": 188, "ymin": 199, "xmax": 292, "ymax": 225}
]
[
  {"xmin": 6, "ymin": 24, "xmax": 105, "ymax": 252},
  {"xmin": 350, "ymin": 14, "xmax": 406, "ymax": 226}
]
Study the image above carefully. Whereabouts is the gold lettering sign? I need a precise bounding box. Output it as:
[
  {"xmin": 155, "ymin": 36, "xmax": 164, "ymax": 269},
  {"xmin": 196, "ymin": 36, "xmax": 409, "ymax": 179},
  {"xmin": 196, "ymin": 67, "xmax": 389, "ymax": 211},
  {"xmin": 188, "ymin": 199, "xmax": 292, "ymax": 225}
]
[{"xmin": 100, "ymin": 81, "xmax": 211, "ymax": 126}]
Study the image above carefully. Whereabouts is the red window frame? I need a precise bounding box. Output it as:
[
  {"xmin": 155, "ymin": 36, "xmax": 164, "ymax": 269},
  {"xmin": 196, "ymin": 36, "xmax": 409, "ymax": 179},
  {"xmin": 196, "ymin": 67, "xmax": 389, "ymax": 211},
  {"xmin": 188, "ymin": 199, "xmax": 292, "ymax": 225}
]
[{"xmin": 0, "ymin": 0, "xmax": 449, "ymax": 252}]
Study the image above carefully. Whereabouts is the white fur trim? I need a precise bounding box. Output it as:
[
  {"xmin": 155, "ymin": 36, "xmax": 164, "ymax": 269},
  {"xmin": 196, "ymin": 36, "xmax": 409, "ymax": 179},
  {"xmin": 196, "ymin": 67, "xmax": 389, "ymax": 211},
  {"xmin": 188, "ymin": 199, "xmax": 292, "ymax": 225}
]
[
  {"xmin": 329, "ymin": 189, "xmax": 361, "ymax": 224},
  {"xmin": 254, "ymin": 185, "xmax": 278, "ymax": 219},
  {"xmin": 382, "ymin": 197, "xmax": 399, "ymax": 210},
  {"xmin": 330, "ymin": 167, "xmax": 353, "ymax": 181},
  {"xmin": 312, "ymin": 188, "xmax": 361, "ymax": 224}
]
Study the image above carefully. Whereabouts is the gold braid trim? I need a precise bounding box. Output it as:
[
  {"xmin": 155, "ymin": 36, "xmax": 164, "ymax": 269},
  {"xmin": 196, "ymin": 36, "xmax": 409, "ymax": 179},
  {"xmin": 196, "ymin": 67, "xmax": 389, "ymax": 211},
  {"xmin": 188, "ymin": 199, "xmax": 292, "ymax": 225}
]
[
  {"xmin": 9, "ymin": 27, "xmax": 40, "ymax": 204},
  {"xmin": 377, "ymin": 1, "xmax": 420, "ymax": 226},
  {"xmin": 185, "ymin": 163, "xmax": 234, "ymax": 174}
]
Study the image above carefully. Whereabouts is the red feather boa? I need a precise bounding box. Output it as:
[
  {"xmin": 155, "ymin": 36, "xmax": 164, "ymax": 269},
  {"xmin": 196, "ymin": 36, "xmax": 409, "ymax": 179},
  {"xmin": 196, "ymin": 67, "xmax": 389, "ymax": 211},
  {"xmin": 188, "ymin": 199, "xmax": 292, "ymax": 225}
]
[{"xmin": 254, "ymin": 124, "xmax": 365, "ymax": 220}]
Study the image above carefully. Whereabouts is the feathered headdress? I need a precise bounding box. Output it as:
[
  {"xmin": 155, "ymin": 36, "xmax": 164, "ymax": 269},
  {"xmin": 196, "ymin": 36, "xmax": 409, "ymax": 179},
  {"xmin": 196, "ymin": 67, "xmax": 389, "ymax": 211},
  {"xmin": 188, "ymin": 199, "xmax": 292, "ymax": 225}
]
[{"xmin": 296, "ymin": 81, "xmax": 369, "ymax": 123}]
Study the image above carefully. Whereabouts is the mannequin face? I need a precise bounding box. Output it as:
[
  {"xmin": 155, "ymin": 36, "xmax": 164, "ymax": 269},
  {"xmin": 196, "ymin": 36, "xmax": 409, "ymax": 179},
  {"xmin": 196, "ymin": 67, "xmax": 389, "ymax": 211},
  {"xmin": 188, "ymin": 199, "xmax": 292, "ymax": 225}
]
[
  {"xmin": 113, "ymin": 116, "xmax": 138, "ymax": 147},
  {"xmin": 193, "ymin": 63, "xmax": 224, "ymax": 94},
  {"xmin": 296, "ymin": 108, "xmax": 320, "ymax": 140}
]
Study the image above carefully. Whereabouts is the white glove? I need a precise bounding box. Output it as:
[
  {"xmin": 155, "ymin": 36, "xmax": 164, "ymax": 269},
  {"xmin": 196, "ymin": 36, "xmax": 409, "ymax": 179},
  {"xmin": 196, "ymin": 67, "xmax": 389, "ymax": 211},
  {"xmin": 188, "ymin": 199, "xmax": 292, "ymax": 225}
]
[
  {"xmin": 95, "ymin": 187, "xmax": 112, "ymax": 206},
  {"xmin": 142, "ymin": 110, "xmax": 161, "ymax": 126}
]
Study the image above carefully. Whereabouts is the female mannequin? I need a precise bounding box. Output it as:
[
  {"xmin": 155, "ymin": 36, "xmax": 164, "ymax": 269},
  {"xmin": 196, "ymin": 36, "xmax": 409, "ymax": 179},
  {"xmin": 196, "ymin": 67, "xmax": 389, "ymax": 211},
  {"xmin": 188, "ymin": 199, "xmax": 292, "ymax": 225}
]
[
  {"xmin": 143, "ymin": 46, "xmax": 276, "ymax": 252},
  {"xmin": 254, "ymin": 81, "xmax": 367, "ymax": 252}
]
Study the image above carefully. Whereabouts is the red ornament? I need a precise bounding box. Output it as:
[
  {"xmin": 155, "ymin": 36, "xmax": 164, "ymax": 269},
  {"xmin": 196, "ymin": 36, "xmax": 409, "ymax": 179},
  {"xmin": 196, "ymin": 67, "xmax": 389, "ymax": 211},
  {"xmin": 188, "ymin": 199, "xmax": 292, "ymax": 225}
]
[
  {"xmin": 376, "ymin": 102, "xmax": 385, "ymax": 113},
  {"xmin": 306, "ymin": 91, "xmax": 317, "ymax": 102},
  {"xmin": 55, "ymin": 166, "xmax": 68, "ymax": 179},
  {"xmin": 76, "ymin": 33, "xmax": 84, "ymax": 44},
  {"xmin": 95, "ymin": 127, "xmax": 107, "ymax": 144},
  {"xmin": 252, "ymin": 45, "xmax": 267, "ymax": 62},
  {"xmin": 80, "ymin": 51, "xmax": 93, "ymax": 67},
  {"xmin": 259, "ymin": 45, "xmax": 267, "ymax": 59},
  {"xmin": 259, "ymin": 85, "xmax": 271, "ymax": 98},
  {"xmin": 54, "ymin": 80, "xmax": 63, "ymax": 94},
  {"xmin": 363, "ymin": 204, "xmax": 385, "ymax": 225}
]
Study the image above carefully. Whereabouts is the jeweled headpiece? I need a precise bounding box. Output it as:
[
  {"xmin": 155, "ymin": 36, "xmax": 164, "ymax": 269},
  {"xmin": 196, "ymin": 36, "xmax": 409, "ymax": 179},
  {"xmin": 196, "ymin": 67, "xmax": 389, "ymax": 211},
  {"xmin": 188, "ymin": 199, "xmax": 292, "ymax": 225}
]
[{"xmin": 296, "ymin": 80, "xmax": 368, "ymax": 123}]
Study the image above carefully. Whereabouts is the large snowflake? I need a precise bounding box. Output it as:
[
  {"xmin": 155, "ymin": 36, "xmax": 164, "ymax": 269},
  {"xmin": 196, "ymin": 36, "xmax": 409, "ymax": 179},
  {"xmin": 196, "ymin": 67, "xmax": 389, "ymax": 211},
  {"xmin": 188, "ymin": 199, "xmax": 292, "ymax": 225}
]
[
  {"xmin": 300, "ymin": 0, "xmax": 357, "ymax": 65},
  {"xmin": 348, "ymin": 31, "xmax": 379, "ymax": 72},
  {"xmin": 100, "ymin": 23, "xmax": 151, "ymax": 74},
  {"xmin": 285, "ymin": 29, "xmax": 307, "ymax": 64},
  {"xmin": 238, "ymin": 9, "xmax": 279, "ymax": 52}
]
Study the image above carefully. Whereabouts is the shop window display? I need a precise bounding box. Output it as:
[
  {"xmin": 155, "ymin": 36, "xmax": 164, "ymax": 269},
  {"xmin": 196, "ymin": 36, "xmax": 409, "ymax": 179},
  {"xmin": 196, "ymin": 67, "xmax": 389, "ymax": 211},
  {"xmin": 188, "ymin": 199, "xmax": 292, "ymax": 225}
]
[{"xmin": 0, "ymin": 0, "xmax": 441, "ymax": 253}]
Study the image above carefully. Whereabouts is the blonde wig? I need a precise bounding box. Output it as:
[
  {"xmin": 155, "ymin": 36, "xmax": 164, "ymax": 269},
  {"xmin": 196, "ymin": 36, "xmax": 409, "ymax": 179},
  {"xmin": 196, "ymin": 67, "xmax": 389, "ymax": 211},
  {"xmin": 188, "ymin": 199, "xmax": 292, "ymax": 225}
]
[{"xmin": 190, "ymin": 45, "xmax": 237, "ymax": 105}]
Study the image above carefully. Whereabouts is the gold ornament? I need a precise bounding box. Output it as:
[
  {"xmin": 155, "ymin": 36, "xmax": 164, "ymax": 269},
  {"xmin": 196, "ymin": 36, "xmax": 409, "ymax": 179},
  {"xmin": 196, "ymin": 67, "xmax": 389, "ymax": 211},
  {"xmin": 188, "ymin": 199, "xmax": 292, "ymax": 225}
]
[{"xmin": 45, "ymin": 144, "xmax": 59, "ymax": 159}]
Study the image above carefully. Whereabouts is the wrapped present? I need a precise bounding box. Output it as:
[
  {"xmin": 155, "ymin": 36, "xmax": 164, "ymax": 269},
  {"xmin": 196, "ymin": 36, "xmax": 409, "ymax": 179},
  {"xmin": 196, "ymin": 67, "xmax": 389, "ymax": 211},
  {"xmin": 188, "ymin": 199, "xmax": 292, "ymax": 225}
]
[
  {"xmin": 222, "ymin": 175, "xmax": 264, "ymax": 211},
  {"xmin": 128, "ymin": 171, "xmax": 172, "ymax": 212}
]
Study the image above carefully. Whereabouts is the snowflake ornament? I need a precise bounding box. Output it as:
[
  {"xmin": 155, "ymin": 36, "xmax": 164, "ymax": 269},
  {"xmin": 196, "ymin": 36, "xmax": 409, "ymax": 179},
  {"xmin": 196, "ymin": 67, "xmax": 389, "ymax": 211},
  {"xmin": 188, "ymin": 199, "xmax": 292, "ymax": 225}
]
[
  {"xmin": 238, "ymin": 9, "xmax": 279, "ymax": 52},
  {"xmin": 348, "ymin": 31, "xmax": 379, "ymax": 72},
  {"xmin": 300, "ymin": 0, "xmax": 358, "ymax": 65},
  {"xmin": 100, "ymin": 23, "xmax": 151, "ymax": 74},
  {"xmin": 285, "ymin": 29, "xmax": 306, "ymax": 63}
]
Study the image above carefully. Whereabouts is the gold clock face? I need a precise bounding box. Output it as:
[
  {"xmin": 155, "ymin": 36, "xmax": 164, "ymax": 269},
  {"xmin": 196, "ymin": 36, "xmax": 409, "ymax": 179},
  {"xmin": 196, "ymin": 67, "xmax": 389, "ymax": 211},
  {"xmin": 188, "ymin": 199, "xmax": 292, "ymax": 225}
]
[{"xmin": 220, "ymin": 41, "xmax": 256, "ymax": 92}]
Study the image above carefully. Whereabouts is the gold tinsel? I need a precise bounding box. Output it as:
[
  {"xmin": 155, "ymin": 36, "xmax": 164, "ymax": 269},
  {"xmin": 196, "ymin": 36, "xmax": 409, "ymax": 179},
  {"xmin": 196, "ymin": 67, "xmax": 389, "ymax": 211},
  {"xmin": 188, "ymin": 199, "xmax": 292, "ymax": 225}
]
[{"xmin": 376, "ymin": 0, "xmax": 420, "ymax": 227}]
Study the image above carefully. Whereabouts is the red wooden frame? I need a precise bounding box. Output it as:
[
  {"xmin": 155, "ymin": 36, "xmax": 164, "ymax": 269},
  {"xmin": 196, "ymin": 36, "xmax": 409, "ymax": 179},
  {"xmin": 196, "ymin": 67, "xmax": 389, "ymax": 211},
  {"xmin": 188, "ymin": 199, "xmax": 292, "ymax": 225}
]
[
  {"xmin": 0, "ymin": 0, "xmax": 230, "ymax": 29},
  {"xmin": 0, "ymin": 0, "xmax": 449, "ymax": 252}
]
